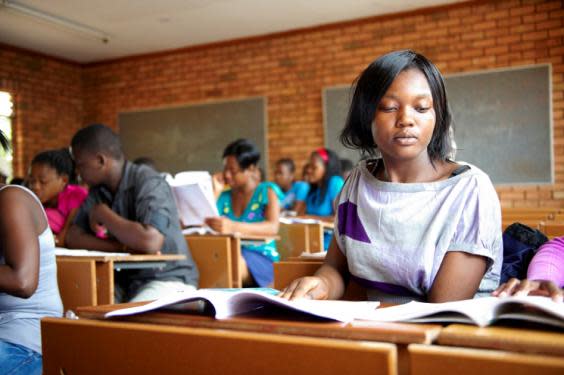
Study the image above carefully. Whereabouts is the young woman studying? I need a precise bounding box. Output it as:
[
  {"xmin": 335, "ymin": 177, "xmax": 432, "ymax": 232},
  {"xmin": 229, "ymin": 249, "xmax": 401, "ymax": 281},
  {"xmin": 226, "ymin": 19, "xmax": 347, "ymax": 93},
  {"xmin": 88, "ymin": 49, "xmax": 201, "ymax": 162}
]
[
  {"xmin": 280, "ymin": 50, "xmax": 502, "ymax": 303},
  {"xmin": 0, "ymin": 130, "xmax": 63, "ymax": 374},
  {"xmin": 28, "ymin": 148, "xmax": 88, "ymax": 245},
  {"xmin": 205, "ymin": 139, "xmax": 281, "ymax": 287}
]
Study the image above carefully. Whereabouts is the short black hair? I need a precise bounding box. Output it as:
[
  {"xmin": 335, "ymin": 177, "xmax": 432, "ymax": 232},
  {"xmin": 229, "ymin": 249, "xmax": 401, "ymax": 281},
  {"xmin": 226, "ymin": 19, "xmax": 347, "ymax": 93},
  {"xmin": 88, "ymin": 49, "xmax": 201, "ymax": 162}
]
[
  {"xmin": 71, "ymin": 124, "xmax": 123, "ymax": 160},
  {"xmin": 276, "ymin": 158, "xmax": 295, "ymax": 174},
  {"xmin": 222, "ymin": 138, "xmax": 260, "ymax": 170},
  {"xmin": 0, "ymin": 129, "xmax": 9, "ymax": 152},
  {"xmin": 32, "ymin": 148, "xmax": 76, "ymax": 182},
  {"xmin": 340, "ymin": 50, "xmax": 453, "ymax": 161}
]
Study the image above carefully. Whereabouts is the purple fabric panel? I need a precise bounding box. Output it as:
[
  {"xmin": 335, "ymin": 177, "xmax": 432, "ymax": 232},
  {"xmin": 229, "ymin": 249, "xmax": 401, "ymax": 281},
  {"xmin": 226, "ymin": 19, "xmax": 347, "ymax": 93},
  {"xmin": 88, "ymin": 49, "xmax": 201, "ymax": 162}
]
[
  {"xmin": 527, "ymin": 237, "xmax": 564, "ymax": 287},
  {"xmin": 351, "ymin": 275, "xmax": 422, "ymax": 298},
  {"xmin": 337, "ymin": 201, "xmax": 371, "ymax": 243}
]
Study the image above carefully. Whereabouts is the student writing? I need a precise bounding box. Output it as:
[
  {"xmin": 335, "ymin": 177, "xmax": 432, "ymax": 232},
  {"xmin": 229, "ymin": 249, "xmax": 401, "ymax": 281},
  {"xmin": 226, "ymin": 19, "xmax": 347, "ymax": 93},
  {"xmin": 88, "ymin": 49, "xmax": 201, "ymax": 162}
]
[
  {"xmin": 65, "ymin": 124, "xmax": 199, "ymax": 302},
  {"xmin": 0, "ymin": 130, "xmax": 63, "ymax": 375},
  {"xmin": 281, "ymin": 50, "xmax": 502, "ymax": 303},
  {"xmin": 205, "ymin": 139, "xmax": 280, "ymax": 287}
]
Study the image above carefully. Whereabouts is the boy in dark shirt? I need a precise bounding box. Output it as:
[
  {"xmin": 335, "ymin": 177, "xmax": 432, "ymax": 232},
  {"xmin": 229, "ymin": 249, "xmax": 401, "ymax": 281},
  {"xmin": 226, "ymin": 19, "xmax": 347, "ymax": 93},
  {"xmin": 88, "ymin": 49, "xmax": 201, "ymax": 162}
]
[{"xmin": 66, "ymin": 124, "xmax": 198, "ymax": 302}]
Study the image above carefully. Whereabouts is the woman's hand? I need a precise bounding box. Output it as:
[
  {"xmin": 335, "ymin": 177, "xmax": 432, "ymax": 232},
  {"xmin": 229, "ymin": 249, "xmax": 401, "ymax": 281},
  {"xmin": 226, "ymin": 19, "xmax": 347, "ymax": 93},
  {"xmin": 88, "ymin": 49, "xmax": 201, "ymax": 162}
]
[
  {"xmin": 492, "ymin": 278, "xmax": 563, "ymax": 302},
  {"xmin": 204, "ymin": 216, "xmax": 234, "ymax": 234},
  {"xmin": 278, "ymin": 276, "xmax": 330, "ymax": 300}
]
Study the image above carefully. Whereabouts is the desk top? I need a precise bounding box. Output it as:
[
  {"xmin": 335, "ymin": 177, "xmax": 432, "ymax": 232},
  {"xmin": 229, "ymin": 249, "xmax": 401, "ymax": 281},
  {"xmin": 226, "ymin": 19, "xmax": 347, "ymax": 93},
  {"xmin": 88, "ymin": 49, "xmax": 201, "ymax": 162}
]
[
  {"xmin": 438, "ymin": 324, "xmax": 564, "ymax": 357},
  {"xmin": 56, "ymin": 253, "xmax": 186, "ymax": 262},
  {"xmin": 77, "ymin": 303, "xmax": 441, "ymax": 345},
  {"xmin": 184, "ymin": 233, "xmax": 280, "ymax": 242}
]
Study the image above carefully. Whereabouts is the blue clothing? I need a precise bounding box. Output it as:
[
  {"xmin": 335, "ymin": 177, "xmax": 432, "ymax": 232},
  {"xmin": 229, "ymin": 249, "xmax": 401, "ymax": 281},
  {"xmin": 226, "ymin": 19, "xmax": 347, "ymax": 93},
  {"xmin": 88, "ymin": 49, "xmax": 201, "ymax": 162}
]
[
  {"xmin": 280, "ymin": 181, "xmax": 310, "ymax": 210},
  {"xmin": 305, "ymin": 176, "xmax": 344, "ymax": 250},
  {"xmin": 305, "ymin": 175, "xmax": 344, "ymax": 216},
  {"xmin": 217, "ymin": 182, "xmax": 280, "ymax": 286},
  {"xmin": 0, "ymin": 340, "xmax": 42, "ymax": 375},
  {"xmin": 0, "ymin": 185, "xmax": 63, "ymax": 355}
]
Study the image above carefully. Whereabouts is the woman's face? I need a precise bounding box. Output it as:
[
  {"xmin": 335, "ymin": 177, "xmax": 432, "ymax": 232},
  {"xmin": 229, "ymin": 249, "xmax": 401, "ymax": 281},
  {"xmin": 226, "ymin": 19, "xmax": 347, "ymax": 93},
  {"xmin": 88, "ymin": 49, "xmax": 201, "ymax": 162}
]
[
  {"xmin": 222, "ymin": 155, "xmax": 254, "ymax": 189},
  {"xmin": 372, "ymin": 68, "xmax": 436, "ymax": 164},
  {"xmin": 28, "ymin": 163, "xmax": 67, "ymax": 206},
  {"xmin": 308, "ymin": 154, "xmax": 326, "ymax": 185}
]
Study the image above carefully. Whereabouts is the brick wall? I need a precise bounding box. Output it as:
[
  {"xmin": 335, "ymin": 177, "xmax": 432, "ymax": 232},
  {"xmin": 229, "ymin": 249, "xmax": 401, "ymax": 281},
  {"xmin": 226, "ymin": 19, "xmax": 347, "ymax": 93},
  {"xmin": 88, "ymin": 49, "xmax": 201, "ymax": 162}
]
[
  {"xmin": 0, "ymin": 46, "xmax": 82, "ymax": 176},
  {"xmin": 3, "ymin": 0, "xmax": 564, "ymax": 207}
]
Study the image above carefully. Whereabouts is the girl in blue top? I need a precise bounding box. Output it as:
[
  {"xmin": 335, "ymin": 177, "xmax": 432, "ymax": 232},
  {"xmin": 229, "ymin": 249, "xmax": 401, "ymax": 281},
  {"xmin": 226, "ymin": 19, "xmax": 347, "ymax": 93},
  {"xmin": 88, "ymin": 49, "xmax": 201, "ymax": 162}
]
[
  {"xmin": 299, "ymin": 148, "xmax": 344, "ymax": 250},
  {"xmin": 205, "ymin": 139, "xmax": 280, "ymax": 287}
]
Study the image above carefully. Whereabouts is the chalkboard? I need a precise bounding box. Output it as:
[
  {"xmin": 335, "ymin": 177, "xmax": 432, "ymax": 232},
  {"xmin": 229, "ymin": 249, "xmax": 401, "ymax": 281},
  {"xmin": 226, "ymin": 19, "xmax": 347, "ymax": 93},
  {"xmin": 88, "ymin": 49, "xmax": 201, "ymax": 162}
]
[
  {"xmin": 119, "ymin": 97, "xmax": 267, "ymax": 175},
  {"xmin": 323, "ymin": 65, "xmax": 552, "ymax": 184}
]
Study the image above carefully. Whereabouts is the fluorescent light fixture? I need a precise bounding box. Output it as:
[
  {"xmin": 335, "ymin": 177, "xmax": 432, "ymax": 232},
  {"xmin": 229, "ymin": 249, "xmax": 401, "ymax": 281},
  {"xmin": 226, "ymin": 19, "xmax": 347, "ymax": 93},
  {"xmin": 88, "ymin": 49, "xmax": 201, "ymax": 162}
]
[{"xmin": 0, "ymin": 0, "xmax": 110, "ymax": 43}]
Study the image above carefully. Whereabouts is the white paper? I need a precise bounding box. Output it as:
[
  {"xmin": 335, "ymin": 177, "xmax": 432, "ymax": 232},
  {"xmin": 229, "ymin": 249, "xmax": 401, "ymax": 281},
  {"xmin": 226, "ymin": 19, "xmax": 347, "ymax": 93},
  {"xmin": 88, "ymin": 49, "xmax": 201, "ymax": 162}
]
[
  {"xmin": 354, "ymin": 296, "xmax": 564, "ymax": 328},
  {"xmin": 105, "ymin": 289, "xmax": 380, "ymax": 323},
  {"xmin": 55, "ymin": 248, "xmax": 131, "ymax": 257},
  {"xmin": 167, "ymin": 171, "xmax": 219, "ymax": 227}
]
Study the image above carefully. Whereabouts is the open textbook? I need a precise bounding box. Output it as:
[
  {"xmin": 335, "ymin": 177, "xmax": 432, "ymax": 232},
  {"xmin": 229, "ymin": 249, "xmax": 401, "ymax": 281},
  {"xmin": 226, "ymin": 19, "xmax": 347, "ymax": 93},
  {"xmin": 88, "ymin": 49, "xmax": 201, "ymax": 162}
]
[
  {"xmin": 166, "ymin": 171, "xmax": 218, "ymax": 227},
  {"xmin": 105, "ymin": 289, "xmax": 379, "ymax": 323},
  {"xmin": 354, "ymin": 296, "xmax": 564, "ymax": 328}
]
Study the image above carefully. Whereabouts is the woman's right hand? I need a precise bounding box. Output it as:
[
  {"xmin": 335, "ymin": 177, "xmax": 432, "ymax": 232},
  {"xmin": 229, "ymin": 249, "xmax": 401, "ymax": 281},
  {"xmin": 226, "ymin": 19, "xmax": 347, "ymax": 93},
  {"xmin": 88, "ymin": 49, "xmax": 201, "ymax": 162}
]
[
  {"xmin": 492, "ymin": 278, "xmax": 563, "ymax": 302},
  {"xmin": 278, "ymin": 276, "xmax": 330, "ymax": 301}
]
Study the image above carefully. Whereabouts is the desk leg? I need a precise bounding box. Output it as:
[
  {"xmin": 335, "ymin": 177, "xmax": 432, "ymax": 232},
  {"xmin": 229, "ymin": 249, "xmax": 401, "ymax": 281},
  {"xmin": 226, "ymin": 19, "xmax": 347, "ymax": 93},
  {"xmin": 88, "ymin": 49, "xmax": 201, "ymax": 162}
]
[
  {"xmin": 56, "ymin": 259, "xmax": 97, "ymax": 311},
  {"xmin": 96, "ymin": 260, "xmax": 114, "ymax": 305},
  {"xmin": 230, "ymin": 238, "xmax": 242, "ymax": 288},
  {"xmin": 307, "ymin": 223, "xmax": 324, "ymax": 252}
]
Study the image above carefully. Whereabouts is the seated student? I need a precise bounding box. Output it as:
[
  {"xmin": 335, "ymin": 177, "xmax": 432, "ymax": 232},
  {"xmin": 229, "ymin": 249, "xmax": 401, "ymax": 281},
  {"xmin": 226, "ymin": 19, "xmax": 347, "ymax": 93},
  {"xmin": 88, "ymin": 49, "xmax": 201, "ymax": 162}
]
[
  {"xmin": 297, "ymin": 148, "xmax": 344, "ymax": 250},
  {"xmin": 65, "ymin": 124, "xmax": 199, "ymax": 302},
  {"xmin": 274, "ymin": 158, "xmax": 310, "ymax": 212},
  {"xmin": 0, "ymin": 130, "xmax": 63, "ymax": 375},
  {"xmin": 493, "ymin": 236, "xmax": 564, "ymax": 302},
  {"xmin": 280, "ymin": 50, "xmax": 502, "ymax": 303},
  {"xmin": 205, "ymin": 139, "xmax": 280, "ymax": 287},
  {"xmin": 299, "ymin": 148, "xmax": 344, "ymax": 219},
  {"xmin": 28, "ymin": 148, "xmax": 88, "ymax": 244}
]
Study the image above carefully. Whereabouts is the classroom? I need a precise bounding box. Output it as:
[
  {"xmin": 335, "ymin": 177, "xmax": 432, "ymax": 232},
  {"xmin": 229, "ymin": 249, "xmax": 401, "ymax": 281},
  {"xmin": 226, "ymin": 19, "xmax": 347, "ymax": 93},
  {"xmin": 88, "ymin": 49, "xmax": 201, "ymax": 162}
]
[{"xmin": 1, "ymin": 0, "xmax": 564, "ymax": 374}]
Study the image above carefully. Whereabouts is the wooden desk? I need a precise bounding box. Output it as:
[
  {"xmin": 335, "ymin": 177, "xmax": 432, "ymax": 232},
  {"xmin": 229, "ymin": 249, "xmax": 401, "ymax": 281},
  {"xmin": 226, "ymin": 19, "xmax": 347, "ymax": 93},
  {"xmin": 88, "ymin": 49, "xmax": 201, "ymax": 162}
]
[
  {"xmin": 185, "ymin": 233, "xmax": 279, "ymax": 288},
  {"xmin": 42, "ymin": 317, "xmax": 398, "ymax": 375},
  {"xmin": 277, "ymin": 221, "xmax": 333, "ymax": 259},
  {"xmin": 408, "ymin": 324, "xmax": 564, "ymax": 374},
  {"xmin": 56, "ymin": 254, "xmax": 185, "ymax": 311},
  {"xmin": 437, "ymin": 324, "xmax": 564, "ymax": 357},
  {"xmin": 67, "ymin": 302, "xmax": 440, "ymax": 375}
]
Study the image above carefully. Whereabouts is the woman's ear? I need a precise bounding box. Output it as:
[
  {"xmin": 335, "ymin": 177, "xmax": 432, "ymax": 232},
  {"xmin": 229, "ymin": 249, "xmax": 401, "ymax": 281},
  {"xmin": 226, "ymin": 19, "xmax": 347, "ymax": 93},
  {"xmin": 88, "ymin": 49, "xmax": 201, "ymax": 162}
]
[{"xmin": 61, "ymin": 174, "xmax": 69, "ymax": 185}]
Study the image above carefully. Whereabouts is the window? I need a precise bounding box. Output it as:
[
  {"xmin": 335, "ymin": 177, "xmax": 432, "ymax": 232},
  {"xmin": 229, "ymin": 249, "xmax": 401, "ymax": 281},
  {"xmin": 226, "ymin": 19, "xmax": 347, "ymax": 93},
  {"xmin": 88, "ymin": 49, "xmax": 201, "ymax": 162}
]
[{"xmin": 0, "ymin": 91, "xmax": 14, "ymax": 182}]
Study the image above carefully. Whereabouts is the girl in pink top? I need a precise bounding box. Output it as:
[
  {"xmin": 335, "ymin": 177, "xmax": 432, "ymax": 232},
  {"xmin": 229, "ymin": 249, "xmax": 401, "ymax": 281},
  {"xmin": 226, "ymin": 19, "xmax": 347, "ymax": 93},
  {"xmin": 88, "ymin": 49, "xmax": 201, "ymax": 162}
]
[
  {"xmin": 28, "ymin": 149, "xmax": 87, "ymax": 243},
  {"xmin": 493, "ymin": 236, "xmax": 564, "ymax": 302}
]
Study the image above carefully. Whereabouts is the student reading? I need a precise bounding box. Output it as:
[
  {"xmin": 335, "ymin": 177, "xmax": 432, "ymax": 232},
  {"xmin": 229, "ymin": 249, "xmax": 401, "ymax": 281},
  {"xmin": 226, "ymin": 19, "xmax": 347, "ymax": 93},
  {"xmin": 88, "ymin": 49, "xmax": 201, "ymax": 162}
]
[
  {"xmin": 28, "ymin": 148, "xmax": 88, "ymax": 245},
  {"xmin": 65, "ymin": 124, "xmax": 199, "ymax": 302},
  {"xmin": 281, "ymin": 50, "xmax": 503, "ymax": 303},
  {"xmin": 205, "ymin": 139, "xmax": 280, "ymax": 287},
  {"xmin": 0, "ymin": 130, "xmax": 63, "ymax": 374}
]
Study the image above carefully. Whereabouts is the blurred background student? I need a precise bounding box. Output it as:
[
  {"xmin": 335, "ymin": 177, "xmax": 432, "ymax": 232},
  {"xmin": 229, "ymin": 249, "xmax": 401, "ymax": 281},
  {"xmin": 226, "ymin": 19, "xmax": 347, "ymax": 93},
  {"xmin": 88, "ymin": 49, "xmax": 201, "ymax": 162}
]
[
  {"xmin": 205, "ymin": 139, "xmax": 280, "ymax": 287},
  {"xmin": 0, "ymin": 129, "xmax": 63, "ymax": 375},
  {"xmin": 28, "ymin": 148, "xmax": 88, "ymax": 245},
  {"xmin": 274, "ymin": 158, "xmax": 309, "ymax": 213}
]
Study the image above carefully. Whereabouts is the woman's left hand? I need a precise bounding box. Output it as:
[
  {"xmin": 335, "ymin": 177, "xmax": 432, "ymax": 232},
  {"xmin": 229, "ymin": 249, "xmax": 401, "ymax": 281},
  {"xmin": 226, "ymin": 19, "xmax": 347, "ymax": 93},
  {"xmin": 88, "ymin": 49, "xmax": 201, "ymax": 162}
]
[{"xmin": 492, "ymin": 278, "xmax": 563, "ymax": 302}]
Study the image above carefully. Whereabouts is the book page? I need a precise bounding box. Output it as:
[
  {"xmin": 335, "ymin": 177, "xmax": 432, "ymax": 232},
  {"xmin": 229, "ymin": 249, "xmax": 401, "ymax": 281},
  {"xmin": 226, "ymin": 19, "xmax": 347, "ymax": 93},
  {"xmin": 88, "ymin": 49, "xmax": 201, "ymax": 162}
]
[
  {"xmin": 55, "ymin": 248, "xmax": 131, "ymax": 257},
  {"xmin": 105, "ymin": 289, "xmax": 380, "ymax": 323},
  {"xmin": 494, "ymin": 295, "xmax": 564, "ymax": 328}
]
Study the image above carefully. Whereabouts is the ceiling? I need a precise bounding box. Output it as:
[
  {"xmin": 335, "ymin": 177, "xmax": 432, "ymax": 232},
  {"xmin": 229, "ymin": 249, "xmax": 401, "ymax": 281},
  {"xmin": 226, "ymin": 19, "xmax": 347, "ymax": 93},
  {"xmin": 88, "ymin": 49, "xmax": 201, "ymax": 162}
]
[{"xmin": 0, "ymin": 0, "xmax": 464, "ymax": 63}]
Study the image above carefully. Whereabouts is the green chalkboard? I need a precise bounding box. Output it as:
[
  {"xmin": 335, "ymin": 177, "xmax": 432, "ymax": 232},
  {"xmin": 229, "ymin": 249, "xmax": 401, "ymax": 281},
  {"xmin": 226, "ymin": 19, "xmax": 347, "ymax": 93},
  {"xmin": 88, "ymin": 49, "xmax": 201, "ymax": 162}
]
[{"xmin": 119, "ymin": 97, "xmax": 267, "ymax": 175}]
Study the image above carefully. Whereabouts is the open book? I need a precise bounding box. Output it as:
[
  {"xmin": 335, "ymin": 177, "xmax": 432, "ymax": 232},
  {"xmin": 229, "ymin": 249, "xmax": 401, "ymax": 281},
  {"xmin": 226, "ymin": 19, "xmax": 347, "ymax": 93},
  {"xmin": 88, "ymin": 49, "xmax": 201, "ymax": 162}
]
[
  {"xmin": 166, "ymin": 171, "xmax": 219, "ymax": 227},
  {"xmin": 105, "ymin": 289, "xmax": 379, "ymax": 323},
  {"xmin": 354, "ymin": 296, "xmax": 564, "ymax": 328}
]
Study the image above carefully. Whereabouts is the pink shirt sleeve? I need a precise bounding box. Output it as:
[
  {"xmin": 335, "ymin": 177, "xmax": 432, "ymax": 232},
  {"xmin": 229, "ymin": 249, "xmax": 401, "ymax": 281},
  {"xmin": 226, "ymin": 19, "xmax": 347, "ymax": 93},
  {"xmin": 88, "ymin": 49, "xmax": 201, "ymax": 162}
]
[
  {"xmin": 45, "ymin": 207, "xmax": 66, "ymax": 234},
  {"xmin": 527, "ymin": 236, "xmax": 564, "ymax": 287},
  {"xmin": 57, "ymin": 184, "xmax": 88, "ymax": 217}
]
